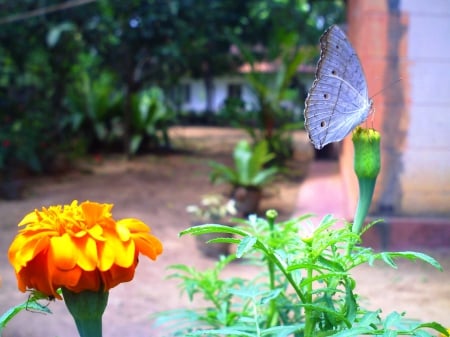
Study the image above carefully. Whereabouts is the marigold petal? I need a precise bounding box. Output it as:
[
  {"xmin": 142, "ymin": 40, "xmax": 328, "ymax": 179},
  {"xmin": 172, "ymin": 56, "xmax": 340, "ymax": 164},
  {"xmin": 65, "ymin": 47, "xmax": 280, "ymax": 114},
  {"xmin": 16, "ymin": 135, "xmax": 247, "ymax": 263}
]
[
  {"xmin": 118, "ymin": 218, "xmax": 150, "ymax": 233},
  {"xmin": 50, "ymin": 234, "xmax": 77, "ymax": 270},
  {"xmin": 117, "ymin": 218, "xmax": 150, "ymax": 233},
  {"xmin": 49, "ymin": 264, "xmax": 82, "ymax": 290},
  {"xmin": 97, "ymin": 241, "xmax": 114, "ymax": 271},
  {"xmin": 116, "ymin": 222, "xmax": 131, "ymax": 241},
  {"xmin": 99, "ymin": 231, "xmax": 135, "ymax": 269},
  {"xmin": 17, "ymin": 211, "xmax": 39, "ymax": 227},
  {"xmin": 87, "ymin": 224, "xmax": 105, "ymax": 241},
  {"xmin": 17, "ymin": 252, "xmax": 62, "ymax": 299},
  {"xmin": 115, "ymin": 240, "xmax": 135, "ymax": 267},
  {"xmin": 9, "ymin": 232, "xmax": 51, "ymax": 270},
  {"xmin": 133, "ymin": 233, "xmax": 163, "ymax": 260},
  {"xmin": 101, "ymin": 263, "xmax": 136, "ymax": 290},
  {"xmin": 81, "ymin": 201, "xmax": 113, "ymax": 227},
  {"xmin": 75, "ymin": 237, "xmax": 98, "ymax": 271},
  {"xmin": 62, "ymin": 269, "xmax": 100, "ymax": 293}
]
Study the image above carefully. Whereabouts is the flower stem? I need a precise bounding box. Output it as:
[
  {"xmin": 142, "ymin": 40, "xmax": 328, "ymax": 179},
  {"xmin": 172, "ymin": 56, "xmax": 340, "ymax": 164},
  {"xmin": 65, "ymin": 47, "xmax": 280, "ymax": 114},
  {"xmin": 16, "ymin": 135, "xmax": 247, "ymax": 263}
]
[
  {"xmin": 62, "ymin": 288, "xmax": 109, "ymax": 337},
  {"xmin": 352, "ymin": 177, "xmax": 376, "ymax": 234}
]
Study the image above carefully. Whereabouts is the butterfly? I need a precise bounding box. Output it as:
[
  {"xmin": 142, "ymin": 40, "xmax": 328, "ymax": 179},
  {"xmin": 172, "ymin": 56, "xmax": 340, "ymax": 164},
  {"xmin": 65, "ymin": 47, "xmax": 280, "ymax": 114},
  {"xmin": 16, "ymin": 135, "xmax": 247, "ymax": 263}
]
[{"xmin": 304, "ymin": 24, "xmax": 373, "ymax": 150}]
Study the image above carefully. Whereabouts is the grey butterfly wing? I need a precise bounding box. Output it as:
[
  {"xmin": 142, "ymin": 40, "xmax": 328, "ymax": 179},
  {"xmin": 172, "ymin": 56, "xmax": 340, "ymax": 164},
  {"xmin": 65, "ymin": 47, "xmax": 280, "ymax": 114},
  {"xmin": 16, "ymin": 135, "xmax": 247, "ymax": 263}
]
[
  {"xmin": 316, "ymin": 25, "xmax": 368, "ymax": 97},
  {"xmin": 304, "ymin": 25, "xmax": 372, "ymax": 150},
  {"xmin": 305, "ymin": 76, "xmax": 371, "ymax": 148}
]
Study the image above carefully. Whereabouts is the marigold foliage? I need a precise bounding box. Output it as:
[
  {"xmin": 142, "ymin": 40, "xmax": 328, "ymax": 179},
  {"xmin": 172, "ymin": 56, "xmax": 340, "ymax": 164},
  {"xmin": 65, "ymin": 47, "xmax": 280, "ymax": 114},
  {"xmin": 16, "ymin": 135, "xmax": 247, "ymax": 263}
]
[{"xmin": 8, "ymin": 200, "xmax": 163, "ymax": 299}]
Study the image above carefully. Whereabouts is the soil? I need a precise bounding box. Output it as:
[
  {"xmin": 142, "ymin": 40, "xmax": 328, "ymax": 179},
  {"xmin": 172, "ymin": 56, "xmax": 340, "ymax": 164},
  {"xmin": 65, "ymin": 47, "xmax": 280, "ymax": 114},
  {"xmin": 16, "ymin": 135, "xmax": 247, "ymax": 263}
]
[{"xmin": 0, "ymin": 127, "xmax": 448, "ymax": 337}]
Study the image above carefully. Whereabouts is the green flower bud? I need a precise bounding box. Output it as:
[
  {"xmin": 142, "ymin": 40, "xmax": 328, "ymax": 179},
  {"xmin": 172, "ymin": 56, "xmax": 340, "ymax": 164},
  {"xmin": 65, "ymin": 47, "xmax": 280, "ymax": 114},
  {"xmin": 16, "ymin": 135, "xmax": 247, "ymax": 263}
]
[
  {"xmin": 265, "ymin": 209, "xmax": 278, "ymax": 221},
  {"xmin": 353, "ymin": 127, "xmax": 381, "ymax": 179},
  {"xmin": 351, "ymin": 127, "xmax": 381, "ymax": 234}
]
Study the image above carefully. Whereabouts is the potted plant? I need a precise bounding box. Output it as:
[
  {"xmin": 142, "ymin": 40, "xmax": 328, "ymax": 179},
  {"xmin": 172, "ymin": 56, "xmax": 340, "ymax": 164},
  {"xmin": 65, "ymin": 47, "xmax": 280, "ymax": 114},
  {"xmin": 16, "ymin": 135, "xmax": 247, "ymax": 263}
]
[
  {"xmin": 209, "ymin": 139, "xmax": 279, "ymax": 216},
  {"xmin": 186, "ymin": 194, "xmax": 237, "ymax": 258}
]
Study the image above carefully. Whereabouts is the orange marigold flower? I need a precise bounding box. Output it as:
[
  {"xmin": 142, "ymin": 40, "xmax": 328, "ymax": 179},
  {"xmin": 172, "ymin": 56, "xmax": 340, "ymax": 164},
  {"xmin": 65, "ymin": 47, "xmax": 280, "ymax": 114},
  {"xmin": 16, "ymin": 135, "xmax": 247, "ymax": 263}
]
[{"xmin": 8, "ymin": 200, "xmax": 163, "ymax": 299}]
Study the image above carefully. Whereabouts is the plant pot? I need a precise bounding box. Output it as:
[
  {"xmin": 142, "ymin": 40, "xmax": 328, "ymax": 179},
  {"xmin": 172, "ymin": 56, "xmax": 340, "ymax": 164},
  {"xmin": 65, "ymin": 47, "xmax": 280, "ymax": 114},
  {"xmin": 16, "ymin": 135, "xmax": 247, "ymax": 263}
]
[{"xmin": 232, "ymin": 186, "xmax": 262, "ymax": 217}]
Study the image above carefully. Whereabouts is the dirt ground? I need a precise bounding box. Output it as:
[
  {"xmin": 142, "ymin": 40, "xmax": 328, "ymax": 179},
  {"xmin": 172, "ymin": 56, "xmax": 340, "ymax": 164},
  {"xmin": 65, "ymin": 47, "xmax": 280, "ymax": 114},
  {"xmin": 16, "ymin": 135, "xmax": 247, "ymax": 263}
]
[{"xmin": 0, "ymin": 127, "xmax": 449, "ymax": 337}]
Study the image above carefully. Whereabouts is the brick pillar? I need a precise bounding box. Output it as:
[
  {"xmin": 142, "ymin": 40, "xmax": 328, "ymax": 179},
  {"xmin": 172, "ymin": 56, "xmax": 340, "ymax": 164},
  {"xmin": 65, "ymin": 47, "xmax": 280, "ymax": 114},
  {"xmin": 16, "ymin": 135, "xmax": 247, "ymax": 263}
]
[{"xmin": 340, "ymin": 0, "xmax": 410, "ymax": 217}]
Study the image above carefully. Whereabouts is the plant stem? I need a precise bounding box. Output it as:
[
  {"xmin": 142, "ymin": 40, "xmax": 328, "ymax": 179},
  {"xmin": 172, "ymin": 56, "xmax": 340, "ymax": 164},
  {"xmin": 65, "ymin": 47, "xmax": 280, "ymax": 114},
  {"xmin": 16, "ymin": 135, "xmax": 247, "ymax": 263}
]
[
  {"xmin": 263, "ymin": 249, "xmax": 306, "ymax": 303},
  {"xmin": 62, "ymin": 288, "xmax": 108, "ymax": 337},
  {"xmin": 352, "ymin": 177, "xmax": 376, "ymax": 234},
  {"xmin": 266, "ymin": 212, "xmax": 278, "ymax": 328},
  {"xmin": 303, "ymin": 265, "xmax": 314, "ymax": 337}
]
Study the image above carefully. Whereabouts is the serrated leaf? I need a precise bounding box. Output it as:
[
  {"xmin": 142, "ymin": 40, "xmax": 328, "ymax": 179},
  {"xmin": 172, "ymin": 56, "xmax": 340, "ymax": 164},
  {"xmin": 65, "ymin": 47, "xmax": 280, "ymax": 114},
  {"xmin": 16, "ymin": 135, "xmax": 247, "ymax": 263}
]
[
  {"xmin": 187, "ymin": 328, "xmax": 255, "ymax": 336},
  {"xmin": 384, "ymin": 311, "xmax": 404, "ymax": 329},
  {"xmin": 331, "ymin": 327, "xmax": 373, "ymax": 337},
  {"xmin": 260, "ymin": 288, "xmax": 282, "ymax": 305},
  {"xmin": 180, "ymin": 224, "xmax": 248, "ymax": 237},
  {"xmin": 260, "ymin": 324, "xmax": 303, "ymax": 336},
  {"xmin": 236, "ymin": 236, "xmax": 257, "ymax": 258},
  {"xmin": 381, "ymin": 253, "xmax": 398, "ymax": 268},
  {"xmin": 414, "ymin": 321, "xmax": 449, "ymax": 335},
  {"xmin": 390, "ymin": 252, "xmax": 442, "ymax": 271}
]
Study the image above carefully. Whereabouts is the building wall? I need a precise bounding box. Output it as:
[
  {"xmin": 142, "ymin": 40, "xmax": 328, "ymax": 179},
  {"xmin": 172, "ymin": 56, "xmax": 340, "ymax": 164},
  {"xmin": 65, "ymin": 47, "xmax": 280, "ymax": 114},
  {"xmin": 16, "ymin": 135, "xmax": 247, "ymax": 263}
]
[
  {"xmin": 342, "ymin": 0, "xmax": 450, "ymax": 217},
  {"xmin": 179, "ymin": 77, "xmax": 259, "ymax": 113}
]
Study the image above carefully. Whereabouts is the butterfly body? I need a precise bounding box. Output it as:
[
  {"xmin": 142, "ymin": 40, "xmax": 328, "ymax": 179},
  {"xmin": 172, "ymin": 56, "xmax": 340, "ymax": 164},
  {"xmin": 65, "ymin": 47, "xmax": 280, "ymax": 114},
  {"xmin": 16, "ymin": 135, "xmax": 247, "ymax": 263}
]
[{"xmin": 304, "ymin": 25, "xmax": 372, "ymax": 150}]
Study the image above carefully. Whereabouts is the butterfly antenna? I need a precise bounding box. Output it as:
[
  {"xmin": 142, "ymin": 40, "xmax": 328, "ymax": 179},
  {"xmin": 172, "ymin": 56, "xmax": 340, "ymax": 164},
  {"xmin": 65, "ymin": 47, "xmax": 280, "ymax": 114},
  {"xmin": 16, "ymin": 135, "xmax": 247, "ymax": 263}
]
[{"xmin": 370, "ymin": 78, "xmax": 402, "ymax": 98}]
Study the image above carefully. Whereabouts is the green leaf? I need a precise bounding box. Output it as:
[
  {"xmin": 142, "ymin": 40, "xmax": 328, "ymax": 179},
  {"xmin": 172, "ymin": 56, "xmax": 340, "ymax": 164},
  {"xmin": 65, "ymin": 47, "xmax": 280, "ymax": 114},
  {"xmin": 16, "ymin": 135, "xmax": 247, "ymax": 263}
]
[
  {"xmin": 46, "ymin": 22, "xmax": 75, "ymax": 47},
  {"xmin": 206, "ymin": 237, "xmax": 240, "ymax": 245},
  {"xmin": 381, "ymin": 253, "xmax": 397, "ymax": 269},
  {"xmin": 375, "ymin": 251, "xmax": 443, "ymax": 271},
  {"xmin": 180, "ymin": 224, "xmax": 249, "ymax": 238},
  {"xmin": 384, "ymin": 330, "xmax": 398, "ymax": 337},
  {"xmin": 383, "ymin": 311, "xmax": 404, "ymax": 329},
  {"xmin": 236, "ymin": 236, "xmax": 257, "ymax": 258},
  {"xmin": 413, "ymin": 322, "xmax": 449, "ymax": 336},
  {"xmin": 129, "ymin": 134, "xmax": 143, "ymax": 155},
  {"xmin": 391, "ymin": 252, "xmax": 442, "ymax": 271},
  {"xmin": 260, "ymin": 324, "xmax": 304, "ymax": 336},
  {"xmin": 187, "ymin": 328, "xmax": 255, "ymax": 336},
  {"xmin": 330, "ymin": 327, "xmax": 373, "ymax": 337},
  {"xmin": 260, "ymin": 288, "xmax": 282, "ymax": 305},
  {"xmin": 0, "ymin": 300, "xmax": 52, "ymax": 333}
]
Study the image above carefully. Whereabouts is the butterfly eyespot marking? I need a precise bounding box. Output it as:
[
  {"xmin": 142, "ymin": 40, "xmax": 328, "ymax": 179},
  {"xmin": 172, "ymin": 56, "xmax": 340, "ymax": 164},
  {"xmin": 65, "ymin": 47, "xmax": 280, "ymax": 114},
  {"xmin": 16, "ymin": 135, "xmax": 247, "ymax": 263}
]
[
  {"xmin": 331, "ymin": 69, "xmax": 337, "ymax": 75},
  {"xmin": 320, "ymin": 121, "xmax": 326, "ymax": 128},
  {"xmin": 323, "ymin": 93, "xmax": 329, "ymax": 99}
]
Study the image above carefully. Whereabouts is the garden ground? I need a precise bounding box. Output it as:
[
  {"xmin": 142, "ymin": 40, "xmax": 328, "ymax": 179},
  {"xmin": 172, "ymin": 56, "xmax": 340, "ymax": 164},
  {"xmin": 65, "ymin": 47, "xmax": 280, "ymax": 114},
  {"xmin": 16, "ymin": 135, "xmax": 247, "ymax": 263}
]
[{"xmin": 0, "ymin": 127, "xmax": 449, "ymax": 337}]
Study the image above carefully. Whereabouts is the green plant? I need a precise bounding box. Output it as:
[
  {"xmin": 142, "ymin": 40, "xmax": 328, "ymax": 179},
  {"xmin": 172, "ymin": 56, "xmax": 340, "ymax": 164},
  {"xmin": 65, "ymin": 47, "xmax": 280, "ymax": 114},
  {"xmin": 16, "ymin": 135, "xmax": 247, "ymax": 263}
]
[
  {"xmin": 186, "ymin": 194, "xmax": 237, "ymax": 223},
  {"xmin": 209, "ymin": 140, "xmax": 279, "ymax": 189},
  {"xmin": 64, "ymin": 69, "xmax": 124, "ymax": 151},
  {"xmin": 129, "ymin": 86, "xmax": 175, "ymax": 155},
  {"xmin": 154, "ymin": 212, "xmax": 447, "ymax": 337},
  {"xmin": 0, "ymin": 111, "xmax": 47, "ymax": 178}
]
